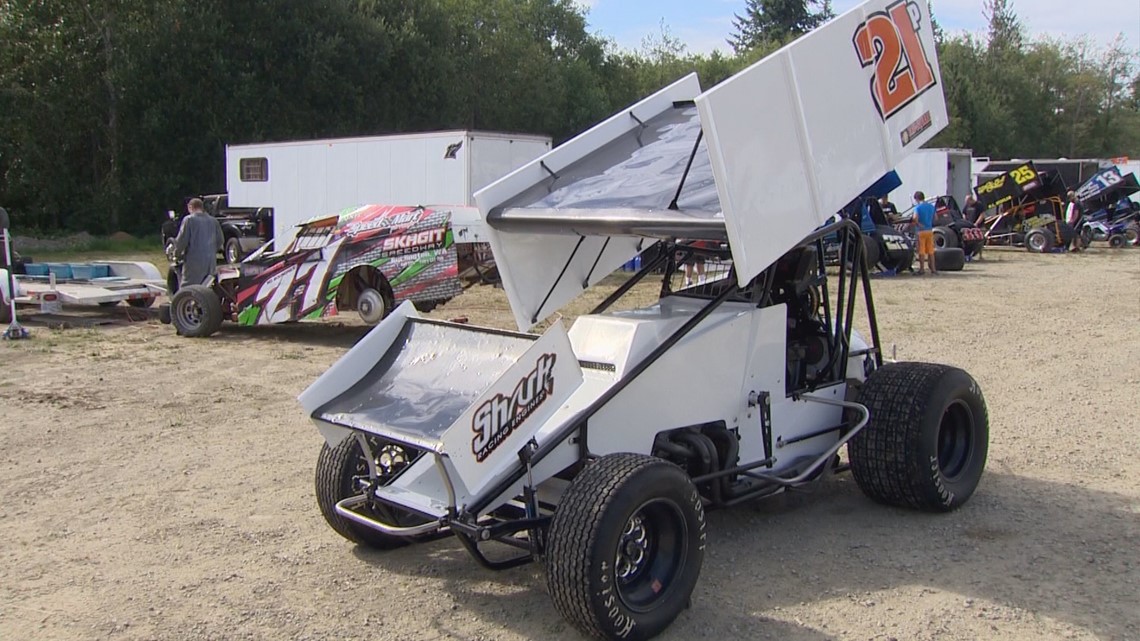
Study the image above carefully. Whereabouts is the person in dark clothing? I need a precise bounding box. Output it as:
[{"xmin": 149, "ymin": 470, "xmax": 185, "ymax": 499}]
[
  {"xmin": 879, "ymin": 196, "xmax": 900, "ymax": 222},
  {"xmin": 962, "ymin": 195, "xmax": 982, "ymax": 224},
  {"xmin": 174, "ymin": 198, "xmax": 224, "ymax": 286},
  {"xmin": 1064, "ymin": 191, "xmax": 1084, "ymax": 252}
]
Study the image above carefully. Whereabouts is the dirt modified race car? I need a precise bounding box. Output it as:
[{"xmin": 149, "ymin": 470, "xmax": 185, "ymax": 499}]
[
  {"xmin": 165, "ymin": 204, "xmax": 469, "ymax": 337},
  {"xmin": 300, "ymin": 4, "xmax": 989, "ymax": 640}
]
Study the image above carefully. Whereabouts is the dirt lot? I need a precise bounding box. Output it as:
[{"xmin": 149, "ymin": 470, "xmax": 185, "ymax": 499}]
[{"xmin": 2, "ymin": 248, "xmax": 1138, "ymax": 641}]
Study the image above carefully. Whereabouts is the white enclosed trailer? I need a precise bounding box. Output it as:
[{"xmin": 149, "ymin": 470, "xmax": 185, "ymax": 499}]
[
  {"xmin": 892, "ymin": 147, "xmax": 972, "ymax": 206},
  {"xmin": 226, "ymin": 131, "xmax": 551, "ymax": 246}
]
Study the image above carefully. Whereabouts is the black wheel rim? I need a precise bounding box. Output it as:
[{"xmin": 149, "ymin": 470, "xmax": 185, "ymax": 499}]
[
  {"xmin": 937, "ymin": 399, "xmax": 975, "ymax": 481},
  {"xmin": 347, "ymin": 436, "xmax": 424, "ymax": 527},
  {"xmin": 614, "ymin": 498, "xmax": 687, "ymax": 613},
  {"xmin": 174, "ymin": 298, "xmax": 203, "ymax": 329}
]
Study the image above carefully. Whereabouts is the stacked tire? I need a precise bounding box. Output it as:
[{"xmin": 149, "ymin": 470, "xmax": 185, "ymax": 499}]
[{"xmin": 934, "ymin": 247, "xmax": 965, "ymax": 271}]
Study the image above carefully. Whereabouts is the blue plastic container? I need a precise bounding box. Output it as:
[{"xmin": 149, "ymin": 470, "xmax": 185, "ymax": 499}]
[
  {"xmin": 45, "ymin": 263, "xmax": 73, "ymax": 279},
  {"xmin": 23, "ymin": 263, "xmax": 49, "ymax": 277}
]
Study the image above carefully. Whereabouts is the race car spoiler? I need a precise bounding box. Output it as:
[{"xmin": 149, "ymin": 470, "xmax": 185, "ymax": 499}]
[{"xmin": 476, "ymin": 0, "xmax": 949, "ymax": 331}]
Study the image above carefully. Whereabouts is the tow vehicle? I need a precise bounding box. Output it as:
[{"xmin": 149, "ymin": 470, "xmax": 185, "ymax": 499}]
[{"xmin": 300, "ymin": 3, "xmax": 989, "ymax": 640}]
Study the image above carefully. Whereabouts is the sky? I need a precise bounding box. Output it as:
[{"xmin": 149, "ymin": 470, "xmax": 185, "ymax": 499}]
[{"xmin": 578, "ymin": 0, "xmax": 1140, "ymax": 56}]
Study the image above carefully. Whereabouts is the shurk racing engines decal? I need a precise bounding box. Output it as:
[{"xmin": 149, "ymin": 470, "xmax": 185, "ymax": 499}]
[{"xmin": 471, "ymin": 353, "xmax": 557, "ymax": 463}]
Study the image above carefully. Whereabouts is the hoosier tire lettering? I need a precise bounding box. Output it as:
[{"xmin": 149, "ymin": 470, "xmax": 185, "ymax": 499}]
[{"xmin": 545, "ymin": 454, "xmax": 705, "ymax": 641}]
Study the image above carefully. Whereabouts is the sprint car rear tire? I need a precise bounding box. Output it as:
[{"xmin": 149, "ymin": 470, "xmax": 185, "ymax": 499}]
[
  {"xmin": 932, "ymin": 226, "xmax": 958, "ymax": 249},
  {"xmin": 934, "ymin": 247, "xmax": 965, "ymax": 272},
  {"xmin": 1024, "ymin": 228, "xmax": 1054, "ymax": 253},
  {"xmin": 314, "ymin": 435, "xmax": 430, "ymax": 550},
  {"xmin": 1125, "ymin": 225, "xmax": 1139, "ymax": 245},
  {"xmin": 1108, "ymin": 234, "xmax": 1126, "ymax": 248},
  {"xmin": 546, "ymin": 454, "xmax": 705, "ymax": 641},
  {"xmin": 170, "ymin": 285, "xmax": 223, "ymax": 338},
  {"xmin": 849, "ymin": 362, "xmax": 989, "ymax": 512},
  {"xmin": 862, "ymin": 235, "xmax": 881, "ymax": 270}
]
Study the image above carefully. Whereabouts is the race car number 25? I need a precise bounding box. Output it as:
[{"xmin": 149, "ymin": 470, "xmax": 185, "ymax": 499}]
[{"xmin": 853, "ymin": 0, "xmax": 937, "ymax": 121}]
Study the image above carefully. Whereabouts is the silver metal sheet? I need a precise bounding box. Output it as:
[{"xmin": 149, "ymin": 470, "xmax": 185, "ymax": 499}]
[
  {"xmin": 488, "ymin": 105, "xmax": 723, "ymax": 236},
  {"xmin": 315, "ymin": 321, "xmax": 535, "ymax": 444}
]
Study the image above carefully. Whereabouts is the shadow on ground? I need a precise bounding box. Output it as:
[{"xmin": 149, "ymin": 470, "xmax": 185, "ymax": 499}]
[{"xmin": 343, "ymin": 471, "xmax": 1137, "ymax": 640}]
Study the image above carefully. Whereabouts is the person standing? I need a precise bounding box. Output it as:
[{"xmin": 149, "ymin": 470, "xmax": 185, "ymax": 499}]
[
  {"xmin": 174, "ymin": 198, "xmax": 224, "ymax": 286},
  {"xmin": 879, "ymin": 195, "xmax": 900, "ymax": 223},
  {"xmin": 911, "ymin": 191, "xmax": 937, "ymax": 275},
  {"xmin": 962, "ymin": 195, "xmax": 982, "ymax": 224},
  {"xmin": 1064, "ymin": 191, "xmax": 1084, "ymax": 252}
]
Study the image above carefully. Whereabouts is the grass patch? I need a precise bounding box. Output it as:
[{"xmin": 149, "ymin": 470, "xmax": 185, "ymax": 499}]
[{"xmin": 29, "ymin": 235, "xmax": 164, "ymax": 266}]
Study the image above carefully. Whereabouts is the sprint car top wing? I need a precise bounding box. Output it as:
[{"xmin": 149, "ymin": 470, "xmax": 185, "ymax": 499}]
[
  {"xmin": 1076, "ymin": 167, "xmax": 1140, "ymax": 211},
  {"xmin": 476, "ymin": 0, "xmax": 948, "ymax": 331}
]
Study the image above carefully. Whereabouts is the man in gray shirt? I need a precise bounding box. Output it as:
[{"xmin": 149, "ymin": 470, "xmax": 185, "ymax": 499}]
[{"xmin": 174, "ymin": 198, "xmax": 224, "ymax": 286}]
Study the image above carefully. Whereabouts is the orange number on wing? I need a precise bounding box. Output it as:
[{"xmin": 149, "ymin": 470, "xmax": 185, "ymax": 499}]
[{"xmin": 853, "ymin": 0, "xmax": 937, "ymax": 121}]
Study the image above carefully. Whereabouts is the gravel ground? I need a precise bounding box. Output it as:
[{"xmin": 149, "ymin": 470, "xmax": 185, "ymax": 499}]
[{"xmin": 1, "ymin": 247, "xmax": 1138, "ymax": 641}]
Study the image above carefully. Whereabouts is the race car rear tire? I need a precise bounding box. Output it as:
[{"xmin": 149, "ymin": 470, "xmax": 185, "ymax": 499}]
[
  {"xmin": 932, "ymin": 226, "xmax": 958, "ymax": 249},
  {"xmin": 170, "ymin": 285, "xmax": 223, "ymax": 338},
  {"xmin": 934, "ymin": 247, "xmax": 965, "ymax": 272},
  {"xmin": 1108, "ymin": 234, "xmax": 1126, "ymax": 248},
  {"xmin": 546, "ymin": 454, "xmax": 705, "ymax": 641},
  {"xmin": 1125, "ymin": 225, "xmax": 1139, "ymax": 245},
  {"xmin": 357, "ymin": 287, "xmax": 388, "ymax": 325},
  {"xmin": 849, "ymin": 362, "xmax": 989, "ymax": 512},
  {"xmin": 314, "ymin": 435, "xmax": 430, "ymax": 551},
  {"xmin": 1024, "ymin": 228, "xmax": 1054, "ymax": 253}
]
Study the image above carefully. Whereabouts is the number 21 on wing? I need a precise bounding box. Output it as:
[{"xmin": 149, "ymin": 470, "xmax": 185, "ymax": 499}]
[{"xmin": 853, "ymin": 0, "xmax": 937, "ymax": 121}]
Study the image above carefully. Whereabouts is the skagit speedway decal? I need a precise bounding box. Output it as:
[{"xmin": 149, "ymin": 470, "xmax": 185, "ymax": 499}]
[
  {"xmin": 472, "ymin": 353, "xmax": 557, "ymax": 463},
  {"xmin": 852, "ymin": 0, "xmax": 937, "ymax": 122}
]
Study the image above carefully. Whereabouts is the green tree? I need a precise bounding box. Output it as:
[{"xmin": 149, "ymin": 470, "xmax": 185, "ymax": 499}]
[{"xmin": 728, "ymin": 0, "xmax": 833, "ymax": 54}]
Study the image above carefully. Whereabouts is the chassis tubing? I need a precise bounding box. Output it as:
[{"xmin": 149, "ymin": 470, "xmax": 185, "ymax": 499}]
[{"xmin": 330, "ymin": 220, "xmax": 878, "ymax": 541}]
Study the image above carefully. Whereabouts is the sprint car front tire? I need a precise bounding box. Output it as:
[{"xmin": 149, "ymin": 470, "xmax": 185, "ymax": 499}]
[
  {"xmin": 546, "ymin": 454, "xmax": 705, "ymax": 641},
  {"xmin": 849, "ymin": 362, "xmax": 989, "ymax": 512},
  {"xmin": 314, "ymin": 435, "xmax": 431, "ymax": 550}
]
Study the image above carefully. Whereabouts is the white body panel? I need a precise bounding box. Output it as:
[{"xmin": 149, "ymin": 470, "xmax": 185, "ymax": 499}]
[
  {"xmin": 475, "ymin": 75, "xmax": 703, "ymax": 331},
  {"xmin": 476, "ymin": 0, "xmax": 948, "ymax": 329},
  {"xmin": 227, "ymin": 131, "xmax": 550, "ymax": 246},
  {"xmin": 698, "ymin": 0, "xmax": 947, "ymax": 284},
  {"xmin": 893, "ymin": 148, "xmax": 973, "ymax": 206}
]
